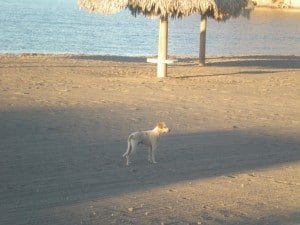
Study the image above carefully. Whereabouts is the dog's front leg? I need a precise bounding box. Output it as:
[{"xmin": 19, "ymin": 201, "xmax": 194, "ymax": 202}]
[
  {"xmin": 151, "ymin": 144, "xmax": 158, "ymax": 164},
  {"xmin": 148, "ymin": 146, "xmax": 152, "ymax": 163}
]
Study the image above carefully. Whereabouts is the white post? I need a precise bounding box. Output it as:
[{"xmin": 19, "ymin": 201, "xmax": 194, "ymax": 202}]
[
  {"xmin": 199, "ymin": 15, "xmax": 207, "ymax": 66},
  {"xmin": 157, "ymin": 16, "xmax": 168, "ymax": 78}
]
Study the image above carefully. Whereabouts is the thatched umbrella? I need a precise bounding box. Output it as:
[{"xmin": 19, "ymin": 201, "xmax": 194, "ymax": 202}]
[{"xmin": 78, "ymin": 0, "xmax": 252, "ymax": 77}]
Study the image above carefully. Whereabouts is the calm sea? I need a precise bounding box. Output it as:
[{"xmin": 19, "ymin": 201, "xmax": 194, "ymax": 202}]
[{"xmin": 1, "ymin": 0, "xmax": 300, "ymax": 56}]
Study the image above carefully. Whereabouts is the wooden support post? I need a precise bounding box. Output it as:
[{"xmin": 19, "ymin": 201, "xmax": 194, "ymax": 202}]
[
  {"xmin": 199, "ymin": 14, "xmax": 207, "ymax": 66},
  {"xmin": 157, "ymin": 16, "xmax": 168, "ymax": 78}
]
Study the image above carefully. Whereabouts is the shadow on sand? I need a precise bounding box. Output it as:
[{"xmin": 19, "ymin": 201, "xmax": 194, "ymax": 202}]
[
  {"xmin": 71, "ymin": 55, "xmax": 300, "ymax": 69},
  {"xmin": 1, "ymin": 106, "xmax": 299, "ymax": 225},
  {"xmin": 70, "ymin": 54, "xmax": 300, "ymax": 68},
  {"xmin": 206, "ymin": 55, "xmax": 300, "ymax": 69}
]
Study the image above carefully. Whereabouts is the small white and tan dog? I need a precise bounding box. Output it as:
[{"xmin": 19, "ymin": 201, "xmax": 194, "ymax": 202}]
[{"xmin": 123, "ymin": 122, "xmax": 170, "ymax": 166}]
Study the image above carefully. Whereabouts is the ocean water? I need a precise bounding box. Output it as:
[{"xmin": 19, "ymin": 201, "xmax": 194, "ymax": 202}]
[{"xmin": 1, "ymin": 0, "xmax": 300, "ymax": 56}]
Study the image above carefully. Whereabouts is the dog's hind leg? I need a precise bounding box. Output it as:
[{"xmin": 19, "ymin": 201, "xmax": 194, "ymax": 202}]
[
  {"xmin": 126, "ymin": 141, "xmax": 139, "ymax": 166},
  {"xmin": 123, "ymin": 138, "xmax": 132, "ymax": 166},
  {"xmin": 123, "ymin": 139, "xmax": 131, "ymax": 158}
]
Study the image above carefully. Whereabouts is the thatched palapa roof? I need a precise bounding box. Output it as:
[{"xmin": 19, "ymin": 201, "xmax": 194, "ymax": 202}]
[
  {"xmin": 127, "ymin": 0, "xmax": 219, "ymax": 19},
  {"xmin": 79, "ymin": 0, "xmax": 252, "ymax": 20},
  {"xmin": 78, "ymin": 0, "xmax": 128, "ymax": 14}
]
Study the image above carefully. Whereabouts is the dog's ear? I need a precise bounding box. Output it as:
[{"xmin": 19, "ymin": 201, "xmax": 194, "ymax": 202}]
[{"xmin": 157, "ymin": 122, "xmax": 164, "ymax": 129}]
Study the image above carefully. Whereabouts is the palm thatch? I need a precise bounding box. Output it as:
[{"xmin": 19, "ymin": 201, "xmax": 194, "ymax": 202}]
[
  {"xmin": 79, "ymin": 0, "xmax": 251, "ymax": 20},
  {"xmin": 127, "ymin": 0, "xmax": 219, "ymax": 19},
  {"xmin": 79, "ymin": 0, "xmax": 128, "ymax": 14}
]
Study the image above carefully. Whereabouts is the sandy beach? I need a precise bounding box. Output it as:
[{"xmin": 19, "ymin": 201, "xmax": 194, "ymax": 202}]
[{"xmin": 0, "ymin": 54, "xmax": 299, "ymax": 225}]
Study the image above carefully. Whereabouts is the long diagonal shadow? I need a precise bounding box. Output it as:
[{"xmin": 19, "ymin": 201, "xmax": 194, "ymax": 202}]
[{"xmin": 1, "ymin": 106, "xmax": 299, "ymax": 225}]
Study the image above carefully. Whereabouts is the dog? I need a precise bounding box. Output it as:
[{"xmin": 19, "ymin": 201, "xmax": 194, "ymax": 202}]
[{"xmin": 123, "ymin": 122, "xmax": 170, "ymax": 166}]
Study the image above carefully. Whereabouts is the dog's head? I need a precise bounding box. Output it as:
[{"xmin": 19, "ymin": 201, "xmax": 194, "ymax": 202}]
[{"xmin": 156, "ymin": 122, "xmax": 171, "ymax": 133}]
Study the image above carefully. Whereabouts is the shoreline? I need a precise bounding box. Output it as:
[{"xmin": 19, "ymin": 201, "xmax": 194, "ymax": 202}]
[{"xmin": 1, "ymin": 52, "xmax": 299, "ymax": 58}]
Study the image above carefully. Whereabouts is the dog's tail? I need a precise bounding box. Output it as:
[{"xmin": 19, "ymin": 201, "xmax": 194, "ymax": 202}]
[{"xmin": 122, "ymin": 135, "xmax": 133, "ymax": 158}]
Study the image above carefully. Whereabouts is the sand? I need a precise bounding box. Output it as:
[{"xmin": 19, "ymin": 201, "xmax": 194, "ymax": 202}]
[{"xmin": 0, "ymin": 54, "xmax": 299, "ymax": 225}]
